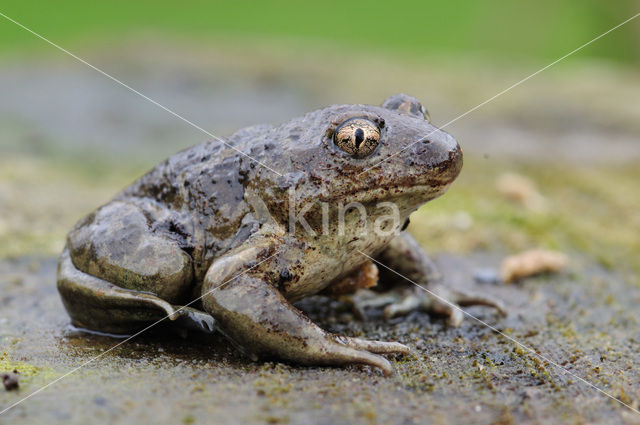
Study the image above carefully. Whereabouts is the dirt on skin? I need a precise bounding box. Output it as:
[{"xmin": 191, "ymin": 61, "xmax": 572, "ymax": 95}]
[{"xmin": 1, "ymin": 39, "xmax": 640, "ymax": 425}]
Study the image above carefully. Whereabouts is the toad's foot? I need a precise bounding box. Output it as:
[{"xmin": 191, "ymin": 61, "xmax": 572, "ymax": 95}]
[{"xmin": 352, "ymin": 285, "xmax": 506, "ymax": 327}]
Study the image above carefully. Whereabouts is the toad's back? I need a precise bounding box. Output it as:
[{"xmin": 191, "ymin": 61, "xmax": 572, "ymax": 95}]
[
  {"xmin": 66, "ymin": 125, "xmax": 280, "ymax": 306},
  {"xmin": 136, "ymin": 123, "xmax": 289, "ymax": 268}
]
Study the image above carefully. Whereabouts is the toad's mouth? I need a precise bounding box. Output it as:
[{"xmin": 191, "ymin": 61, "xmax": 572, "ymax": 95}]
[
  {"xmin": 318, "ymin": 180, "xmax": 453, "ymax": 204},
  {"xmin": 318, "ymin": 157, "xmax": 462, "ymax": 203}
]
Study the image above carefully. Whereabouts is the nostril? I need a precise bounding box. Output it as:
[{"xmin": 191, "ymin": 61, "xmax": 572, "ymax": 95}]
[{"xmin": 418, "ymin": 136, "xmax": 431, "ymax": 144}]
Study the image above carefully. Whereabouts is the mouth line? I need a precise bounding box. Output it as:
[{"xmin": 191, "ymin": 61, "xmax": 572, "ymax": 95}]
[{"xmin": 319, "ymin": 180, "xmax": 450, "ymax": 203}]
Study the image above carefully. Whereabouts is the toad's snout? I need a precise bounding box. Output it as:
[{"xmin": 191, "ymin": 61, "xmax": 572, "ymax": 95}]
[{"xmin": 410, "ymin": 128, "xmax": 462, "ymax": 181}]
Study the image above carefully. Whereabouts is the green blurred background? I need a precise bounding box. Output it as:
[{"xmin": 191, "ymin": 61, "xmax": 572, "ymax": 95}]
[
  {"xmin": 0, "ymin": 1, "xmax": 639, "ymax": 269},
  {"xmin": 1, "ymin": 0, "xmax": 639, "ymax": 63}
]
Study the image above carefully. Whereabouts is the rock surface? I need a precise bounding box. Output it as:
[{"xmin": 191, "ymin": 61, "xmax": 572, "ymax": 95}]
[{"xmin": 1, "ymin": 254, "xmax": 639, "ymax": 424}]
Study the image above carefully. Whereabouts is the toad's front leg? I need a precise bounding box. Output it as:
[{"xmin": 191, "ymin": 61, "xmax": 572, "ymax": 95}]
[
  {"xmin": 372, "ymin": 232, "xmax": 506, "ymax": 326},
  {"xmin": 200, "ymin": 244, "xmax": 409, "ymax": 376}
]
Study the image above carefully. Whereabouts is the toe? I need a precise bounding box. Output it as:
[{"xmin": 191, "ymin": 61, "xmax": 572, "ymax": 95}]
[
  {"xmin": 455, "ymin": 291, "xmax": 508, "ymax": 316},
  {"xmin": 429, "ymin": 298, "xmax": 464, "ymax": 327},
  {"xmin": 340, "ymin": 336, "xmax": 410, "ymax": 355},
  {"xmin": 326, "ymin": 342, "xmax": 395, "ymax": 376},
  {"xmin": 382, "ymin": 295, "xmax": 422, "ymax": 319},
  {"xmin": 447, "ymin": 308, "xmax": 464, "ymax": 327},
  {"xmin": 175, "ymin": 306, "xmax": 216, "ymax": 333}
]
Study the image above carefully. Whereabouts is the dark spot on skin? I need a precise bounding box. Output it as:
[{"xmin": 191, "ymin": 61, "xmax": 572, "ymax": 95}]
[
  {"xmin": 279, "ymin": 269, "xmax": 292, "ymax": 282},
  {"xmin": 182, "ymin": 246, "xmax": 195, "ymax": 259},
  {"xmin": 167, "ymin": 221, "xmax": 188, "ymax": 239}
]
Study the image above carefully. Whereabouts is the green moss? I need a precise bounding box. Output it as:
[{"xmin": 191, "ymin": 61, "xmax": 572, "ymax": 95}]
[
  {"xmin": 0, "ymin": 351, "xmax": 65, "ymax": 387},
  {"xmin": 0, "ymin": 359, "xmax": 40, "ymax": 378}
]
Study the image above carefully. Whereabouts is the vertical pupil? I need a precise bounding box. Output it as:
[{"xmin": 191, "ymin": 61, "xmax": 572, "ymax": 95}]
[{"xmin": 354, "ymin": 128, "xmax": 364, "ymax": 149}]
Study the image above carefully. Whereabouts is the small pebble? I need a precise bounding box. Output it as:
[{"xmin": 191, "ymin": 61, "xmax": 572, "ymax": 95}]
[
  {"xmin": 500, "ymin": 249, "xmax": 568, "ymax": 283},
  {"xmin": 521, "ymin": 386, "xmax": 541, "ymax": 399},
  {"xmin": 415, "ymin": 340, "xmax": 427, "ymax": 350},
  {"xmin": 473, "ymin": 268, "xmax": 501, "ymax": 284},
  {"xmin": 496, "ymin": 172, "xmax": 546, "ymax": 211},
  {"xmin": 2, "ymin": 370, "xmax": 20, "ymax": 391}
]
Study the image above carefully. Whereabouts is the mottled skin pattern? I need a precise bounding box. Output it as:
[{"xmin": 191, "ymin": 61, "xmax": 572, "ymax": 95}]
[{"xmin": 57, "ymin": 94, "xmax": 503, "ymax": 375}]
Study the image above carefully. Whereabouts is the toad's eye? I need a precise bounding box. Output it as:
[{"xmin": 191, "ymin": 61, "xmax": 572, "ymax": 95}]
[{"xmin": 333, "ymin": 118, "xmax": 380, "ymax": 158}]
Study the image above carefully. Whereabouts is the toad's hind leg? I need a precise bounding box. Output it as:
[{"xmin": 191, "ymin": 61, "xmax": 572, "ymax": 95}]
[
  {"xmin": 58, "ymin": 247, "xmax": 215, "ymax": 335},
  {"xmin": 57, "ymin": 201, "xmax": 214, "ymax": 335}
]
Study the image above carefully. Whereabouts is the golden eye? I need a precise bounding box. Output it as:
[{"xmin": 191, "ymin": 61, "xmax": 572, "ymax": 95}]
[{"xmin": 333, "ymin": 118, "xmax": 380, "ymax": 158}]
